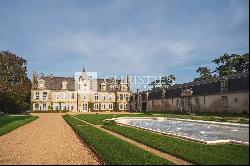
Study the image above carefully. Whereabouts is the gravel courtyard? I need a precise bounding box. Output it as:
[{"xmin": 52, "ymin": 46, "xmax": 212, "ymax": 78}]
[{"xmin": 0, "ymin": 113, "xmax": 101, "ymax": 165}]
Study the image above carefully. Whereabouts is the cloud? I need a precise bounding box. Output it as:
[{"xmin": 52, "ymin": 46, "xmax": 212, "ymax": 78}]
[
  {"xmin": 228, "ymin": 0, "xmax": 249, "ymax": 28},
  {"xmin": 39, "ymin": 32, "xmax": 199, "ymax": 75},
  {"xmin": 0, "ymin": 0, "xmax": 248, "ymax": 84}
]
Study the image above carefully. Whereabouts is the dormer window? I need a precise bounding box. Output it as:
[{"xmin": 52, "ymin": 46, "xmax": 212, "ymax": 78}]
[
  {"xmin": 38, "ymin": 79, "xmax": 45, "ymax": 89},
  {"xmin": 62, "ymin": 81, "xmax": 68, "ymax": 90},
  {"xmin": 220, "ymin": 78, "xmax": 228, "ymax": 92},
  {"xmin": 101, "ymin": 83, "xmax": 106, "ymax": 91}
]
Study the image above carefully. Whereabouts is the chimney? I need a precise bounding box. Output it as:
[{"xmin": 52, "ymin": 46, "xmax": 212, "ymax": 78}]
[
  {"xmin": 126, "ymin": 75, "xmax": 130, "ymax": 84},
  {"xmin": 32, "ymin": 71, "xmax": 36, "ymax": 85}
]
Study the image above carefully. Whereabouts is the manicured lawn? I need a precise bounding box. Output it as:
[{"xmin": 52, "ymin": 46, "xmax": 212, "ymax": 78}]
[
  {"xmin": 0, "ymin": 115, "xmax": 38, "ymax": 136},
  {"xmin": 76, "ymin": 114, "xmax": 146, "ymax": 125},
  {"xmin": 104, "ymin": 124, "xmax": 249, "ymax": 165},
  {"xmin": 76, "ymin": 112, "xmax": 249, "ymax": 125},
  {"xmin": 162, "ymin": 112, "xmax": 249, "ymax": 124},
  {"xmin": 63, "ymin": 114, "xmax": 172, "ymax": 165}
]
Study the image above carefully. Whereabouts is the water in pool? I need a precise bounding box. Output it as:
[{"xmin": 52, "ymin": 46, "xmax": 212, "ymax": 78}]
[{"xmin": 116, "ymin": 118, "xmax": 249, "ymax": 143}]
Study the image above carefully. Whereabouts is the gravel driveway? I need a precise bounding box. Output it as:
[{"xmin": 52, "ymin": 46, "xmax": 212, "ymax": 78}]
[{"xmin": 0, "ymin": 113, "xmax": 101, "ymax": 165}]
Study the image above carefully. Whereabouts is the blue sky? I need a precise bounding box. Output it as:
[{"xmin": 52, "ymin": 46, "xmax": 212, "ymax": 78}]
[{"xmin": 0, "ymin": 0, "xmax": 249, "ymax": 86}]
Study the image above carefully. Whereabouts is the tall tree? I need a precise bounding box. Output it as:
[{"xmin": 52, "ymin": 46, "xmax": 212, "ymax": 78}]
[
  {"xmin": 212, "ymin": 53, "xmax": 249, "ymax": 77},
  {"xmin": 194, "ymin": 67, "xmax": 214, "ymax": 82},
  {"xmin": 149, "ymin": 75, "xmax": 176, "ymax": 90},
  {"xmin": 0, "ymin": 51, "xmax": 31, "ymax": 113},
  {"xmin": 194, "ymin": 53, "xmax": 249, "ymax": 81}
]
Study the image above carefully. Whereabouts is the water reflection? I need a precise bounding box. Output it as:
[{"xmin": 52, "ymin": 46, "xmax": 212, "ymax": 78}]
[{"xmin": 117, "ymin": 118, "xmax": 249, "ymax": 143}]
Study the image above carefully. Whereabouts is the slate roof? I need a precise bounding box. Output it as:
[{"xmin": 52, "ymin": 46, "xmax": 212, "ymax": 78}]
[
  {"xmin": 96, "ymin": 78, "xmax": 122, "ymax": 92},
  {"xmin": 148, "ymin": 72, "xmax": 249, "ymax": 99},
  {"xmin": 42, "ymin": 76, "xmax": 75, "ymax": 91},
  {"xmin": 33, "ymin": 76, "xmax": 125, "ymax": 92}
]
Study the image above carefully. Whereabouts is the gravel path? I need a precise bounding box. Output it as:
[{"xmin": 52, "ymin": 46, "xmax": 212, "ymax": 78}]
[{"xmin": 0, "ymin": 113, "xmax": 101, "ymax": 165}]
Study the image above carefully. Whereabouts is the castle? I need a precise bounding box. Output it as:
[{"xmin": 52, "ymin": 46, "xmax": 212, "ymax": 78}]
[{"xmin": 31, "ymin": 70, "xmax": 131, "ymax": 112}]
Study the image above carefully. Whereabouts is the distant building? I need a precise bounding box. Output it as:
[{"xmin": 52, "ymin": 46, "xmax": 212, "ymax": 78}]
[
  {"xmin": 31, "ymin": 71, "xmax": 131, "ymax": 112},
  {"xmin": 129, "ymin": 89, "xmax": 148, "ymax": 112},
  {"xmin": 137, "ymin": 72, "xmax": 249, "ymax": 114}
]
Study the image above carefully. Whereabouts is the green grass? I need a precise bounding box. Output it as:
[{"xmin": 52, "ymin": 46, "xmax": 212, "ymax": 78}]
[
  {"xmin": 0, "ymin": 115, "xmax": 38, "ymax": 136},
  {"xmin": 76, "ymin": 113, "xmax": 249, "ymax": 125},
  {"xmin": 146, "ymin": 111, "xmax": 249, "ymax": 118},
  {"xmin": 104, "ymin": 124, "xmax": 249, "ymax": 165},
  {"xmin": 63, "ymin": 114, "xmax": 172, "ymax": 165},
  {"xmin": 163, "ymin": 114, "xmax": 249, "ymax": 124},
  {"xmin": 75, "ymin": 114, "xmax": 146, "ymax": 125}
]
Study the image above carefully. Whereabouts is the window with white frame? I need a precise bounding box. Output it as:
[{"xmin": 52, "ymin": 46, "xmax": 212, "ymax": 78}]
[
  {"xmin": 83, "ymin": 103, "xmax": 88, "ymax": 111},
  {"xmin": 71, "ymin": 93, "xmax": 74, "ymax": 99},
  {"xmin": 35, "ymin": 92, "xmax": 39, "ymax": 100},
  {"xmin": 120, "ymin": 94, "xmax": 123, "ymax": 100},
  {"xmin": 95, "ymin": 93, "xmax": 98, "ymax": 101},
  {"xmin": 63, "ymin": 106, "xmax": 67, "ymax": 110},
  {"xmin": 101, "ymin": 103, "xmax": 106, "ymax": 110},
  {"xmin": 42, "ymin": 92, "xmax": 47, "ymax": 100},
  {"xmin": 71, "ymin": 106, "xmax": 74, "ymax": 111},
  {"xmin": 124, "ymin": 104, "xmax": 129, "ymax": 110},
  {"xmin": 125, "ymin": 94, "xmax": 129, "ymax": 101},
  {"xmin": 109, "ymin": 95, "xmax": 112, "ymax": 101},
  {"xmin": 109, "ymin": 103, "xmax": 113, "ymax": 110},
  {"xmin": 35, "ymin": 103, "xmax": 39, "ymax": 110},
  {"xmin": 119, "ymin": 103, "xmax": 124, "ymax": 110},
  {"xmin": 43, "ymin": 103, "xmax": 46, "ymax": 110},
  {"xmin": 103, "ymin": 95, "xmax": 106, "ymax": 101},
  {"xmin": 94, "ymin": 103, "xmax": 99, "ymax": 110}
]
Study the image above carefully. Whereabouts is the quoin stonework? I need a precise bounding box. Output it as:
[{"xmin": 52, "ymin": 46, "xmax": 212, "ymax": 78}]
[{"xmin": 31, "ymin": 70, "xmax": 131, "ymax": 112}]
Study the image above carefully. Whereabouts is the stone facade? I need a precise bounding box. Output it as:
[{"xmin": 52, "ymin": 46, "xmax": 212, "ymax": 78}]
[
  {"xmin": 132, "ymin": 72, "xmax": 249, "ymax": 114},
  {"xmin": 31, "ymin": 71, "xmax": 131, "ymax": 112},
  {"xmin": 146, "ymin": 92, "xmax": 249, "ymax": 114},
  {"xmin": 130, "ymin": 89, "xmax": 148, "ymax": 112}
]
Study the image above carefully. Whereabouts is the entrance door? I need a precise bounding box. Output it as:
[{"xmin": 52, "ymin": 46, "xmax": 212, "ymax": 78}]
[
  {"xmin": 222, "ymin": 96, "xmax": 229, "ymax": 112},
  {"xmin": 182, "ymin": 97, "xmax": 191, "ymax": 112}
]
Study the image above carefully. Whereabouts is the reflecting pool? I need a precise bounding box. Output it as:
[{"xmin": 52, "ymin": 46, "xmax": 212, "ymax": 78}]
[{"xmin": 115, "ymin": 118, "xmax": 249, "ymax": 144}]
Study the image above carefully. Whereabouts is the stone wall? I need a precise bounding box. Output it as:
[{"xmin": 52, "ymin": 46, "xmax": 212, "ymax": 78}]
[{"xmin": 146, "ymin": 92, "xmax": 249, "ymax": 114}]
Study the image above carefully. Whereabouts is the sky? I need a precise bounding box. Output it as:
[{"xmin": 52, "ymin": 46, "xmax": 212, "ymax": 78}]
[{"xmin": 0, "ymin": 0, "xmax": 249, "ymax": 89}]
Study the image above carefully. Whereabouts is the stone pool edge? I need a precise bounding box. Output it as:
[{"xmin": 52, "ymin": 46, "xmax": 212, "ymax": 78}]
[{"xmin": 105, "ymin": 117, "xmax": 249, "ymax": 146}]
